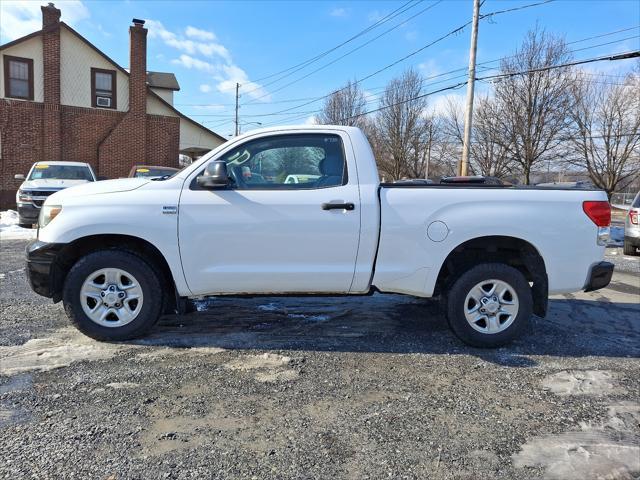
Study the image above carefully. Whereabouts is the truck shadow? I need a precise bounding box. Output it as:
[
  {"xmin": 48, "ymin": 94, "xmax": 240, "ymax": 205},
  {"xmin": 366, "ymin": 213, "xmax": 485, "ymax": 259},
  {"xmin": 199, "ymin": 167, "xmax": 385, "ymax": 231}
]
[{"xmin": 135, "ymin": 294, "xmax": 640, "ymax": 366}]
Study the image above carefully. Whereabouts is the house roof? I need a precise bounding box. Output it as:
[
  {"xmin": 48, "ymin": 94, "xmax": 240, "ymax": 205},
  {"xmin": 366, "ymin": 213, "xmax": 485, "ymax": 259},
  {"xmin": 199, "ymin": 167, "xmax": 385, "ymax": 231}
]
[
  {"xmin": 0, "ymin": 22, "xmax": 224, "ymax": 143},
  {"xmin": 147, "ymin": 71, "xmax": 180, "ymax": 91}
]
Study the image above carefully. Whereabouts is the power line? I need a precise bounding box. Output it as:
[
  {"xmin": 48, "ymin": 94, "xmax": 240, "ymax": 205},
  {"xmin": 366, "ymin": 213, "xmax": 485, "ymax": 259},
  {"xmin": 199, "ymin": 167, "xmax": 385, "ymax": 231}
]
[
  {"xmin": 242, "ymin": 0, "xmax": 444, "ymax": 100},
  {"xmin": 251, "ymin": 0, "xmax": 421, "ymax": 84},
  {"xmin": 175, "ymin": 25, "xmax": 639, "ymax": 110},
  {"xmin": 252, "ymin": 0, "xmax": 556, "ymax": 114},
  {"xmin": 333, "ymin": 50, "xmax": 639, "ymax": 124},
  {"xmin": 260, "ymin": 31, "xmax": 638, "ymax": 119}
]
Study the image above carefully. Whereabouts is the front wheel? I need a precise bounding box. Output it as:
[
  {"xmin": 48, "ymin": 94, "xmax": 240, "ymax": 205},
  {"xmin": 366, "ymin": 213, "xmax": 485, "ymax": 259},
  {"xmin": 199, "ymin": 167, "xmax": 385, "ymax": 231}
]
[
  {"xmin": 63, "ymin": 250, "xmax": 163, "ymax": 341},
  {"xmin": 445, "ymin": 263, "xmax": 532, "ymax": 348}
]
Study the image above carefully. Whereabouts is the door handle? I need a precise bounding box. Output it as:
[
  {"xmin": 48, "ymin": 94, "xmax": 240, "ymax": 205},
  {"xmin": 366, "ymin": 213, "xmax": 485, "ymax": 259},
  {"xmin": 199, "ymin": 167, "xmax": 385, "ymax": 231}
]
[{"xmin": 322, "ymin": 202, "xmax": 355, "ymax": 211}]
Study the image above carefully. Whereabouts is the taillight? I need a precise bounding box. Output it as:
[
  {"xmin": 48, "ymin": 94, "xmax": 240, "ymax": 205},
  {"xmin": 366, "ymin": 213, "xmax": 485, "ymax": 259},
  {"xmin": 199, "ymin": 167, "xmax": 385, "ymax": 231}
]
[
  {"xmin": 583, "ymin": 201, "xmax": 611, "ymax": 227},
  {"xmin": 630, "ymin": 210, "xmax": 638, "ymax": 225}
]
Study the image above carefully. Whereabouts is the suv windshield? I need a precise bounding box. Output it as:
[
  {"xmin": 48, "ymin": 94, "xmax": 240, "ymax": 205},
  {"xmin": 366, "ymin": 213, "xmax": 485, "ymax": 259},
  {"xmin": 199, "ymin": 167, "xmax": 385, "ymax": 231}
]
[{"xmin": 29, "ymin": 165, "xmax": 94, "ymax": 181}]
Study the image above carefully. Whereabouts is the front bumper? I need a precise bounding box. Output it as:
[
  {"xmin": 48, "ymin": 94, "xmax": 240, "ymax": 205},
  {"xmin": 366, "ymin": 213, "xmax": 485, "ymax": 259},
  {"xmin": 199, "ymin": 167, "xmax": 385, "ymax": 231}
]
[
  {"xmin": 584, "ymin": 261, "xmax": 614, "ymax": 292},
  {"xmin": 17, "ymin": 203, "xmax": 40, "ymax": 226},
  {"xmin": 26, "ymin": 240, "xmax": 65, "ymax": 300}
]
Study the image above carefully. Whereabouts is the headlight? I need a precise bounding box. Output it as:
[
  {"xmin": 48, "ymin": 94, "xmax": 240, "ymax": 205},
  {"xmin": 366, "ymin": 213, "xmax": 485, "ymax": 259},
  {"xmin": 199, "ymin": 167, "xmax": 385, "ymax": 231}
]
[
  {"xmin": 17, "ymin": 190, "xmax": 32, "ymax": 203},
  {"xmin": 39, "ymin": 205, "xmax": 62, "ymax": 228}
]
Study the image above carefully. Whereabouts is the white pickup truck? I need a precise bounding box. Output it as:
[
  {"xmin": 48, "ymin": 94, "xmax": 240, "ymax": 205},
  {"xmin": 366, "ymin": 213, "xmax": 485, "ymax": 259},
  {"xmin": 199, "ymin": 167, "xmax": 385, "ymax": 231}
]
[{"xmin": 26, "ymin": 126, "xmax": 614, "ymax": 347}]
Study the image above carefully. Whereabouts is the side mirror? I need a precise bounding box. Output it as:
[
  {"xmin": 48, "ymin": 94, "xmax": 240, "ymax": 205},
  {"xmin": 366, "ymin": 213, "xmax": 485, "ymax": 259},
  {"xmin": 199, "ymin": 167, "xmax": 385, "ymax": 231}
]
[
  {"xmin": 197, "ymin": 161, "xmax": 230, "ymax": 189},
  {"xmin": 97, "ymin": 176, "xmax": 107, "ymax": 181},
  {"xmin": 14, "ymin": 174, "xmax": 25, "ymax": 180}
]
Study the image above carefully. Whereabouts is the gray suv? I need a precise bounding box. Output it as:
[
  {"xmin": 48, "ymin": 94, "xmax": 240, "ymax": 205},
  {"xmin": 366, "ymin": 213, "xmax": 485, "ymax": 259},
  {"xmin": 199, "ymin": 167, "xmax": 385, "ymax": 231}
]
[{"xmin": 624, "ymin": 192, "xmax": 640, "ymax": 256}]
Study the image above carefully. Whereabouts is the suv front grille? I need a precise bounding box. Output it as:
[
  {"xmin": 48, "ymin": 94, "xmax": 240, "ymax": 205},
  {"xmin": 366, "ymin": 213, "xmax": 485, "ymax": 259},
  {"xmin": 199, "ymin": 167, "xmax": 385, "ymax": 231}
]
[{"xmin": 23, "ymin": 190, "xmax": 61, "ymax": 207}]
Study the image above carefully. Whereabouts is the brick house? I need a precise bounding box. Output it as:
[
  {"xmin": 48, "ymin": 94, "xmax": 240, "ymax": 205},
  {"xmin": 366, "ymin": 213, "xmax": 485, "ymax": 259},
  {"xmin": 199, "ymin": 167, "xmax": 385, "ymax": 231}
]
[{"xmin": 0, "ymin": 3, "xmax": 225, "ymax": 208}]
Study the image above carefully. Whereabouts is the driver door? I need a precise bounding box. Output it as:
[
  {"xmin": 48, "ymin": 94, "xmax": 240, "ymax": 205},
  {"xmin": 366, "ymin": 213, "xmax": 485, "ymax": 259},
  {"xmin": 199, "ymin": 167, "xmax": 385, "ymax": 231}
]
[{"xmin": 178, "ymin": 131, "xmax": 361, "ymax": 296}]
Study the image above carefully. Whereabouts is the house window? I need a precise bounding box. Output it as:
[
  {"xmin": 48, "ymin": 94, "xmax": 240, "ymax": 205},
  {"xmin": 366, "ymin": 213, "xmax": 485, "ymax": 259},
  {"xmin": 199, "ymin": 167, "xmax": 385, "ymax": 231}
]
[
  {"xmin": 3, "ymin": 55, "xmax": 34, "ymax": 100},
  {"xmin": 91, "ymin": 68, "xmax": 116, "ymax": 109}
]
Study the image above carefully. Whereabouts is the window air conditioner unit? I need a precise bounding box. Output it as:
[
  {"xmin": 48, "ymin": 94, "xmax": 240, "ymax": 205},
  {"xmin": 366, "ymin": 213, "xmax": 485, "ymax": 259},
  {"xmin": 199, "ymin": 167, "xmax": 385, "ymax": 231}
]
[{"xmin": 96, "ymin": 96, "xmax": 111, "ymax": 107}]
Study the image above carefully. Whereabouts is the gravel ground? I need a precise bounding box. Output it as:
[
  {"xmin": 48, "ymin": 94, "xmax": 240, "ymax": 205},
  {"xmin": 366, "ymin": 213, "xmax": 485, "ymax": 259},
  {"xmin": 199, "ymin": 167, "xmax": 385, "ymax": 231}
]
[{"xmin": 1, "ymin": 239, "xmax": 639, "ymax": 479}]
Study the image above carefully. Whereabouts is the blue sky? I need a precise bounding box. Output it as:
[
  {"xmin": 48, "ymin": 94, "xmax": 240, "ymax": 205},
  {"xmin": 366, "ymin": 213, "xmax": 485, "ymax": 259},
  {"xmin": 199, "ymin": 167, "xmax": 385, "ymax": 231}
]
[{"xmin": 2, "ymin": 0, "xmax": 639, "ymax": 137}]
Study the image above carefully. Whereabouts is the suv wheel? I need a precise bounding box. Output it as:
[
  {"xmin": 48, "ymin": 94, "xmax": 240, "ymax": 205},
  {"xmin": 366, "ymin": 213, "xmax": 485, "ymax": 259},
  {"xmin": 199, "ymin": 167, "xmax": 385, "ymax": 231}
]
[
  {"xmin": 63, "ymin": 250, "xmax": 163, "ymax": 341},
  {"xmin": 623, "ymin": 240, "xmax": 638, "ymax": 256},
  {"xmin": 445, "ymin": 263, "xmax": 532, "ymax": 348}
]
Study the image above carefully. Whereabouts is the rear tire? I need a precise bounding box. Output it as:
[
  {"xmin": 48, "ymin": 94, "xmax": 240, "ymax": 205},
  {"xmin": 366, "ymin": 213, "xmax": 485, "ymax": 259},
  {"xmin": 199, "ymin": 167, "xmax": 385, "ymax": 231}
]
[
  {"xmin": 63, "ymin": 250, "xmax": 163, "ymax": 341},
  {"xmin": 623, "ymin": 240, "xmax": 638, "ymax": 256},
  {"xmin": 445, "ymin": 263, "xmax": 532, "ymax": 348}
]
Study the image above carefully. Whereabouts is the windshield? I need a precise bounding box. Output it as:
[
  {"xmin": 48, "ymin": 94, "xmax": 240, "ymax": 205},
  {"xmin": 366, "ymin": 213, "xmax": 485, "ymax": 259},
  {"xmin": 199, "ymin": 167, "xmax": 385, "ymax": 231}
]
[
  {"xmin": 28, "ymin": 164, "xmax": 94, "ymax": 181},
  {"xmin": 133, "ymin": 167, "xmax": 178, "ymax": 178}
]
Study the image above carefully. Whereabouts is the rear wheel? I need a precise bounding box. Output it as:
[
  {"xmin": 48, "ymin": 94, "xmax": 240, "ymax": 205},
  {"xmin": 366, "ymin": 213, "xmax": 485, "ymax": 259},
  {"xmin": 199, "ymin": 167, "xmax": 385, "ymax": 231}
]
[
  {"xmin": 63, "ymin": 250, "xmax": 163, "ymax": 341},
  {"xmin": 623, "ymin": 240, "xmax": 638, "ymax": 256},
  {"xmin": 445, "ymin": 263, "xmax": 532, "ymax": 348}
]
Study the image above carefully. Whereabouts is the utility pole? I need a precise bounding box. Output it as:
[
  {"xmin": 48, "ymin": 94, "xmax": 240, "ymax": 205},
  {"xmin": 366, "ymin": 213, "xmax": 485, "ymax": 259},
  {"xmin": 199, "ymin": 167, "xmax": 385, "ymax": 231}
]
[
  {"xmin": 425, "ymin": 122, "xmax": 433, "ymax": 179},
  {"xmin": 458, "ymin": 0, "xmax": 480, "ymax": 176},
  {"xmin": 234, "ymin": 83, "xmax": 240, "ymax": 136}
]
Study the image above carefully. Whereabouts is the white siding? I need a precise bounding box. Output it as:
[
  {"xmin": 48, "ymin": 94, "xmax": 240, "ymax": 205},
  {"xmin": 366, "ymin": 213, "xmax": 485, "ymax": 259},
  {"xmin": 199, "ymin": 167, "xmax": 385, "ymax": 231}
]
[
  {"xmin": 0, "ymin": 35, "xmax": 44, "ymax": 102},
  {"xmin": 147, "ymin": 93, "xmax": 177, "ymax": 116},
  {"xmin": 180, "ymin": 118, "xmax": 224, "ymax": 152},
  {"xmin": 147, "ymin": 93, "xmax": 224, "ymax": 152},
  {"xmin": 150, "ymin": 87, "xmax": 173, "ymax": 105},
  {"xmin": 60, "ymin": 27, "xmax": 129, "ymax": 111}
]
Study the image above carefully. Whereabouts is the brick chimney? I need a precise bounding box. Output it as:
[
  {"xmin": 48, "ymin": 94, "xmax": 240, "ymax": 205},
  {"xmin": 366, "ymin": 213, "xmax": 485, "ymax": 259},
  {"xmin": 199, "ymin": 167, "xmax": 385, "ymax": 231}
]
[
  {"xmin": 41, "ymin": 2, "xmax": 61, "ymax": 161},
  {"xmin": 128, "ymin": 18, "xmax": 147, "ymax": 163}
]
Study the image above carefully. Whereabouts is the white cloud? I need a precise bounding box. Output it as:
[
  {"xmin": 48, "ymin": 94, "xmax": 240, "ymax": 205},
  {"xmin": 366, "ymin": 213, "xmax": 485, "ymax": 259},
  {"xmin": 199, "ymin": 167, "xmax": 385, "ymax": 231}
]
[
  {"xmin": 304, "ymin": 116, "xmax": 318, "ymax": 125},
  {"xmin": 193, "ymin": 104, "xmax": 225, "ymax": 111},
  {"xmin": 185, "ymin": 25, "xmax": 216, "ymax": 41},
  {"xmin": 419, "ymin": 59, "xmax": 442, "ymax": 78},
  {"xmin": 147, "ymin": 19, "xmax": 230, "ymax": 61},
  {"xmin": 330, "ymin": 7, "xmax": 348, "ymax": 17},
  {"xmin": 0, "ymin": 0, "xmax": 90, "ymax": 41},
  {"xmin": 153, "ymin": 21, "xmax": 269, "ymax": 102},
  {"xmin": 368, "ymin": 10, "xmax": 384, "ymax": 23},
  {"xmin": 199, "ymin": 84, "xmax": 212, "ymax": 93},
  {"xmin": 215, "ymin": 64, "xmax": 271, "ymax": 102},
  {"xmin": 172, "ymin": 55, "xmax": 270, "ymax": 102},
  {"xmin": 362, "ymin": 89, "xmax": 378, "ymax": 105},
  {"xmin": 430, "ymin": 93, "xmax": 465, "ymax": 117},
  {"xmin": 405, "ymin": 31, "xmax": 418, "ymax": 42},
  {"xmin": 172, "ymin": 54, "xmax": 215, "ymax": 72}
]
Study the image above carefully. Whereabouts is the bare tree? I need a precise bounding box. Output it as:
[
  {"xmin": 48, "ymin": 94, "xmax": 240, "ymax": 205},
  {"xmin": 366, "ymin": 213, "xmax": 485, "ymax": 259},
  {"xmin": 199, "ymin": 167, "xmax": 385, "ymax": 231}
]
[
  {"xmin": 317, "ymin": 80, "xmax": 370, "ymax": 131},
  {"xmin": 566, "ymin": 71, "xmax": 640, "ymax": 198},
  {"xmin": 443, "ymin": 96, "xmax": 514, "ymax": 178},
  {"xmin": 493, "ymin": 28, "xmax": 575, "ymax": 184},
  {"xmin": 374, "ymin": 68, "xmax": 428, "ymax": 181}
]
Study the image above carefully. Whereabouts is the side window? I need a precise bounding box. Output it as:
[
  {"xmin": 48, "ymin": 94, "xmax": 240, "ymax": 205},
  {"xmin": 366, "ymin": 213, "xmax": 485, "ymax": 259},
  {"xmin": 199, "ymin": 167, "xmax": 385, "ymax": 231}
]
[
  {"xmin": 217, "ymin": 134, "xmax": 347, "ymax": 190},
  {"xmin": 3, "ymin": 55, "xmax": 34, "ymax": 100},
  {"xmin": 91, "ymin": 68, "xmax": 116, "ymax": 109}
]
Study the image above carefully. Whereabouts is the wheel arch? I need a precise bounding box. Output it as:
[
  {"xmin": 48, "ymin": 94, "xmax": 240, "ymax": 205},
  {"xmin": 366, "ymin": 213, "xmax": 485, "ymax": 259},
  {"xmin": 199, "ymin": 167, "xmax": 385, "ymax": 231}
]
[
  {"xmin": 434, "ymin": 235, "xmax": 548, "ymax": 317},
  {"xmin": 51, "ymin": 234, "xmax": 178, "ymax": 312}
]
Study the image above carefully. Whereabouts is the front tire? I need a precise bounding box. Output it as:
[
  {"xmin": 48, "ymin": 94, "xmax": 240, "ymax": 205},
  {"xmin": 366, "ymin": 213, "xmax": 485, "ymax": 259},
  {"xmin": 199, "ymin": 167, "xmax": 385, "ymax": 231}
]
[
  {"xmin": 445, "ymin": 263, "xmax": 532, "ymax": 348},
  {"xmin": 63, "ymin": 250, "xmax": 163, "ymax": 341}
]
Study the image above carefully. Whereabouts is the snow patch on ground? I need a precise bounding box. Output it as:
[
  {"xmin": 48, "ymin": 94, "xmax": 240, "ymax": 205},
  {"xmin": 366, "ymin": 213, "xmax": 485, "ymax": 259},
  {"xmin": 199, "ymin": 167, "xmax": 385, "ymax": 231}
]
[
  {"xmin": 0, "ymin": 328, "xmax": 126, "ymax": 376},
  {"xmin": 514, "ymin": 372, "xmax": 639, "ymax": 479},
  {"xmin": 223, "ymin": 353, "xmax": 299, "ymax": 383},
  {"xmin": 542, "ymin": 370, "xmax": 619, "ymax": 396},
  {"xmin": 513, "ymin": 430, "xmax": 640, "ymax": 480},
  {"xmin": 0, "ymin": 210, "xmax": 37, "ymax": 240}
]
